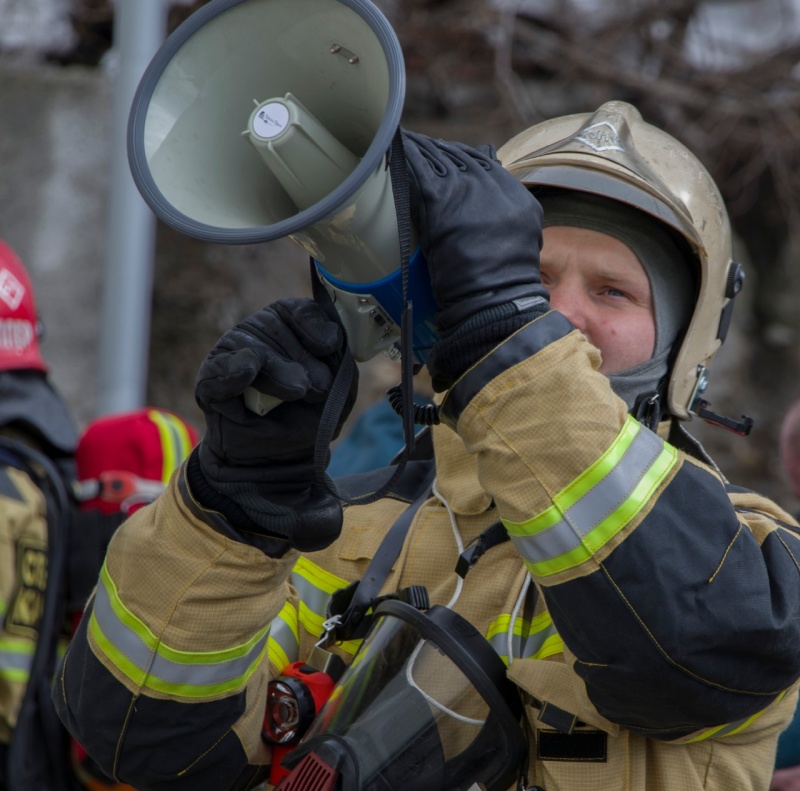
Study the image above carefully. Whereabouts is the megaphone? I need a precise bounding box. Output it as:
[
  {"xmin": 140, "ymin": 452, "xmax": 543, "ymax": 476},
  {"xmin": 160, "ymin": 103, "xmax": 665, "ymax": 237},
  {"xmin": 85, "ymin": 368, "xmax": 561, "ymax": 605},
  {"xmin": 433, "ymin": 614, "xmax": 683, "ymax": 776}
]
[{"xmin": 127, "ymin": 0, "xmax": 438, "ymax": 387}]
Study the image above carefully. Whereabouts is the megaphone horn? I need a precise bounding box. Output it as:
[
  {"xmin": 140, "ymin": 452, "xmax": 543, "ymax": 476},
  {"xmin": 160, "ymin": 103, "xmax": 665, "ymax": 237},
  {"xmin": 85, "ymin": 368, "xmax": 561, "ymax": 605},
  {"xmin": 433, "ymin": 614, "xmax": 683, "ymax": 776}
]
[{"xmin": 127, "ymin": 0, "xmax": 438, "ymax": 372}]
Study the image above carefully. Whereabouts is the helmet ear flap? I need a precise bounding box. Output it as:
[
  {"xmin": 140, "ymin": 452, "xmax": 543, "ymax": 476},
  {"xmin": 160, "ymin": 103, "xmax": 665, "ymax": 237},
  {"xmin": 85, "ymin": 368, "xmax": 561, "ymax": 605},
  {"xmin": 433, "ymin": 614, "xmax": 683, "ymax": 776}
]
[
  {"xmin": 498, "ymin": 100, "xmax": 735, "ymax": 422},
  {"xmin": 0, "ymin": 240, "xmax": 48, "ymax": 373}
]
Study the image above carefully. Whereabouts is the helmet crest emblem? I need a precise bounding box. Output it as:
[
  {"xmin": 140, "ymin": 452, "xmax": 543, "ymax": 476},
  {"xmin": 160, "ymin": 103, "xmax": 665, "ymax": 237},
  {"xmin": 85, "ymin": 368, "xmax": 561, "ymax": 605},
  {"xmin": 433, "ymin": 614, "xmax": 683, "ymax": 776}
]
[
  {"xmin": 0, "ymin": 268, "xmax": 25, "ymax": 312},
  {"xmin": 576, "ymin": 122, "xmax": 624, "ymax": 153}
]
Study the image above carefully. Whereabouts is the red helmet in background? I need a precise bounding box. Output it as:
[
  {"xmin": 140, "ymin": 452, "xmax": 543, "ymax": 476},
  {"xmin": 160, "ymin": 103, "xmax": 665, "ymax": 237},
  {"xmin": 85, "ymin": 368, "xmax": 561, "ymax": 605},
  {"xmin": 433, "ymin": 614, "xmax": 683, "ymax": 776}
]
[
  {"xmin": 75, "ymin": 408, "xmax": 199, "ymax": 515},
  {"xmin": 0, "ymin": 239, "xmax": 46, "ymax": 373}
]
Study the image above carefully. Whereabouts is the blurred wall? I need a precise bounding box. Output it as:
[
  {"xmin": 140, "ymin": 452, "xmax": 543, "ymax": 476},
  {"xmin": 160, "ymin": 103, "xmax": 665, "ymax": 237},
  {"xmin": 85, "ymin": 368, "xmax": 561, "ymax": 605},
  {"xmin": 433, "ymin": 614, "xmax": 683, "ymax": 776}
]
[
  {"xmin": 0, "ymin": 60, "xmax": 402, "ymax": 435},
  {"xmin": 0, "ymin": 63, "xmax": 108, "ymax": 426}
]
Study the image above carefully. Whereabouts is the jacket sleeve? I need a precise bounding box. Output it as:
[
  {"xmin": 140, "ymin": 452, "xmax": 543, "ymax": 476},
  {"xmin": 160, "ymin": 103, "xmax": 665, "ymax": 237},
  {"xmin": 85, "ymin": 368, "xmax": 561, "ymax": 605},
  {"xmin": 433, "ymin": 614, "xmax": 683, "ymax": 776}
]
[
  {"xmin": 442, "ymin": 314, "xmax": 800, "ymax": 741},
  {"xmin": 53, "ymin": 466, "xmax": 299, "ymax": 791}
]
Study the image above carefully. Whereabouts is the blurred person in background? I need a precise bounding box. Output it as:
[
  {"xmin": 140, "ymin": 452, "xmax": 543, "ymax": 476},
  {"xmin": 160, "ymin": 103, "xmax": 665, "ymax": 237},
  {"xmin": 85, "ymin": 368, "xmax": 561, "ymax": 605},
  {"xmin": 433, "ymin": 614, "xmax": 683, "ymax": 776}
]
[
  {"xmin": 0, "ymin": 235, "xmax": 198, "ymax": 791},
  {"xmin": 770, "ymin": 397, "xmax": 800, "ymax": 791},
  {"xmin": 0, "ymin": 237, "xmax": 80, "ymax": 791},
  {"xmin": 779, "ymin": 399, "xmax": 800, "ymax": 517},
  {"xmin": 55, "ymin": 103, "xmax": 800, "ymax": 791}
]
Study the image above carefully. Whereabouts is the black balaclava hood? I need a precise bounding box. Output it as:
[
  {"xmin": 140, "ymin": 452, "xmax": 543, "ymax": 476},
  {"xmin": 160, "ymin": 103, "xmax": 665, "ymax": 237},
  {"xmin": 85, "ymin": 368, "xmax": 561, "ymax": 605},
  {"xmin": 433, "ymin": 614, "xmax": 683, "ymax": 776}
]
[{"xmin": 0, "ymin": 370, "xmax": 78, "ymax": 456}]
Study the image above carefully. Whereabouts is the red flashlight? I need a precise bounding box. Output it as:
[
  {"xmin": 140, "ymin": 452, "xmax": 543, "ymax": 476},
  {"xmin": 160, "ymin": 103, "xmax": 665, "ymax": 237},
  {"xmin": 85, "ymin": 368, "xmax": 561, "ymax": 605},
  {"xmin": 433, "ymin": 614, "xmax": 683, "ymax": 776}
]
[{"xmin": 264, "ymin": 662, "xmax": 338, "ymax": 785}]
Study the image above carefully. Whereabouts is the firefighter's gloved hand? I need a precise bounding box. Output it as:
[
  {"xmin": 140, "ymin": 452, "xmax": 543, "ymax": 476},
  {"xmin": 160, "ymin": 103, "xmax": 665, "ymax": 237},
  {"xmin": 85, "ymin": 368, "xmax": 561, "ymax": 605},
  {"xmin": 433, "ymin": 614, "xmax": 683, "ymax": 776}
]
[
  {"xmin": 402, "ymin": 129, "xmax": 550, "ymax": 391},
  {"xmin": 190, "ymin": 298, "xmax": 357, "ymax": 553}
]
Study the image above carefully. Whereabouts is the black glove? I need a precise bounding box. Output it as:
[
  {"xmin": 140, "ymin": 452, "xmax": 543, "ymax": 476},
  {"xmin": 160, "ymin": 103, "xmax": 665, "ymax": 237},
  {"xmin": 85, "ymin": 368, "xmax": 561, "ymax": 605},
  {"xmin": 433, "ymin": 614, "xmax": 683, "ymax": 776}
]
[
  {"xmin": 190, "ymin": 298, "xmax": 357, "ymax": 553},
  {"xmin": 402, "ymin": 129, "xmax": 550, "ymax": 390}
]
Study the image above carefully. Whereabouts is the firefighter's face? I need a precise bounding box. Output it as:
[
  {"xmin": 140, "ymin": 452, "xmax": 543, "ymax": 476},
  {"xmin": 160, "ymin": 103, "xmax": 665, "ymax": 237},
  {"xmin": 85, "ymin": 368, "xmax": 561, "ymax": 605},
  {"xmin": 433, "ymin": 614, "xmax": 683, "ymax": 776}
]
[{"xmin": 540, "ymin": 226, "xmax": 655, "ymax": 375}]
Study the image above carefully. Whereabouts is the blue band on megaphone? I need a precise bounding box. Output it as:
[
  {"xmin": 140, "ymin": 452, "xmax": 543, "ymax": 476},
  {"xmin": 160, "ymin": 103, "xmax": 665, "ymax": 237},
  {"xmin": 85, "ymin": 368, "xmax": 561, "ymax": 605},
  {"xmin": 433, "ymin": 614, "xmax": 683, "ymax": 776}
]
[{"xmin": 316, "ymin": 246, "xmax": 438, "ymax": 364}]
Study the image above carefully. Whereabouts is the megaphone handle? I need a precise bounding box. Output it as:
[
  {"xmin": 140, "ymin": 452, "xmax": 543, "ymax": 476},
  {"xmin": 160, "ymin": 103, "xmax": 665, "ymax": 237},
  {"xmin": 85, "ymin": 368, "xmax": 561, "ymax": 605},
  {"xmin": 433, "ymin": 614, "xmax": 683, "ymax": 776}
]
[{"xmin": 243, "ymin": 388, "xmax": 283, "ymax": 416}]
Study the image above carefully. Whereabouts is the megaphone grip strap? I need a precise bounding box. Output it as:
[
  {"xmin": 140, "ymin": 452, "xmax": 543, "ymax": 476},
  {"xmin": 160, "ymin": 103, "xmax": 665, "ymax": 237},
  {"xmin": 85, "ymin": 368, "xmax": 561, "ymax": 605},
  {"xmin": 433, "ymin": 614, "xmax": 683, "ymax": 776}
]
[
  {"xmin": 310, "ymin": 128, "xmax": 423, "ymax": 508},
  {"xmin": 309, "ymin": 264, "xmax": 399, "ymax": 505}
]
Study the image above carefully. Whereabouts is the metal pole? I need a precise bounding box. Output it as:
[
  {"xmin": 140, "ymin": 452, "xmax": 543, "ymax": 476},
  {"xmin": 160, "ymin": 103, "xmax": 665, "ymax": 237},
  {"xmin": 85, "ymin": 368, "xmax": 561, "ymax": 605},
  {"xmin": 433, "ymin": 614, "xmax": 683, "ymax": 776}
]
[{"xmin": 96, "ymin": 0, "xmax": 168, "ymax": 415}]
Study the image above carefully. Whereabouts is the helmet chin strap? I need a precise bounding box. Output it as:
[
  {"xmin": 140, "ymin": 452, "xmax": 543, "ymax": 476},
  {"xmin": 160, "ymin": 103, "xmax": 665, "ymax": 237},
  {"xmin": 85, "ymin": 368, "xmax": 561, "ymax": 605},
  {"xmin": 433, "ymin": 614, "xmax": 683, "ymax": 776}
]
[{"xmin": 607, "ymin": 345, "xmax": 671, "ymax": 417}]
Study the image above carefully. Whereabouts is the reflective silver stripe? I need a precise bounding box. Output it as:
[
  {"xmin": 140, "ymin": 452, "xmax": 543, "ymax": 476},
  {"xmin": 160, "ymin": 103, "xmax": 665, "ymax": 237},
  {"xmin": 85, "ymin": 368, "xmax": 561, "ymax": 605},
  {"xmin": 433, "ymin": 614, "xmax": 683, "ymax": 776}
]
[
  {"xmin": 511, "ymin": 424, "xmax": 665, "ymax": 567},
  {"xmin": 290, "ymin": 568, "xmax": 334, "ymax": 621},
  {"xmin": 687, "ymin": 691, "xmax": 788, "ymax": 742},
  {"xmin": 488, "ymin": 620, "xmax": 560, "ymax": 661},
  {"xmin": 93, "ymin": 576, "xmax": 268, "ymax": 689},
  {"xmin": 0, "ymin": 648, "xmax": 32, "ymax": 675}
]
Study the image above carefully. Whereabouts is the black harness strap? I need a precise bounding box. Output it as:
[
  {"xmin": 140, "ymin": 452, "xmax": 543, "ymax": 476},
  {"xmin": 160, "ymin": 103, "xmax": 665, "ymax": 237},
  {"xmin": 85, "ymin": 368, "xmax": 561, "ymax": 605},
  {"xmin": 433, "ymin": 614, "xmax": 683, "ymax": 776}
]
[
  {"xmin": 326, "ymin": 483, "xmax": 432, "ymax": 642},
  {"xmin": 310, "ymin": 127, "xmax": 418, "ymax": 508},
  {"xmin": 456, "ymin": 521, "xmax": 509, "ymax": 579}
]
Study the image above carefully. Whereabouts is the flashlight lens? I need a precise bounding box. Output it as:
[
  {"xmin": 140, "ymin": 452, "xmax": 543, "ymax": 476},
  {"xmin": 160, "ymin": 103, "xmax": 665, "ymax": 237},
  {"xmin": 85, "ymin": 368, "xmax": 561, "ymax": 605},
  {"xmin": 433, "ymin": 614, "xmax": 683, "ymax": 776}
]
[{"xmin": 265, "ymin": 681, "xmax": 302, "ymax": 743}]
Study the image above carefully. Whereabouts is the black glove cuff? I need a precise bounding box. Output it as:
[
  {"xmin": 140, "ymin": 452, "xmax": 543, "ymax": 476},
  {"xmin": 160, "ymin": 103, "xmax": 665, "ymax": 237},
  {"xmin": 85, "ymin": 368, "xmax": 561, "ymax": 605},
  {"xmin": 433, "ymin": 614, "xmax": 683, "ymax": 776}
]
[
  {"xmin": 429, "ymin": 299, "xmax": 550, "ymax": 392},
  {"xmin": 187, "ymin": 448, "xmax": 274, "ymax": 534},
  {"xmin": 188, "ymin": 447, "xmax": 345, "ymax": 553}
]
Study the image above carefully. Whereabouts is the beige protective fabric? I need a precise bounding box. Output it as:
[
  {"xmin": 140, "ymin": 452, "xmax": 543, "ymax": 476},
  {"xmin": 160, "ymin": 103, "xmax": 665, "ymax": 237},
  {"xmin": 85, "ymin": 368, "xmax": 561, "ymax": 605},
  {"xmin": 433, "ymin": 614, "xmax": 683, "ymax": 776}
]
[{"xmin": 85, "ymin": 329, "xmax": 799, "ymax": 790}]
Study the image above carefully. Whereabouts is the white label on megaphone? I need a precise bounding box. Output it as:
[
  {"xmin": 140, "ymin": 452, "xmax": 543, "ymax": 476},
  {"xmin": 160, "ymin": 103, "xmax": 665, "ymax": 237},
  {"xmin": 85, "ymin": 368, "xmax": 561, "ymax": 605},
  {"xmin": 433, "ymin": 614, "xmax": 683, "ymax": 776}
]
[{"xmin": 252, "ymin": 102, "xmax": 290, "ymax": 140}]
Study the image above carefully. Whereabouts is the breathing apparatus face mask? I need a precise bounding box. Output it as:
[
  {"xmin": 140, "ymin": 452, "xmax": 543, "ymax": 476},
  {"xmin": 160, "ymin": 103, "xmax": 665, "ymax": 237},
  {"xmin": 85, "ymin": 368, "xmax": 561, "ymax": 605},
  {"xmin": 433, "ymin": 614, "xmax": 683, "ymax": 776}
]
[{"xmin": 274, "ymin": 600, "xmax": 528, "ymax": 791}]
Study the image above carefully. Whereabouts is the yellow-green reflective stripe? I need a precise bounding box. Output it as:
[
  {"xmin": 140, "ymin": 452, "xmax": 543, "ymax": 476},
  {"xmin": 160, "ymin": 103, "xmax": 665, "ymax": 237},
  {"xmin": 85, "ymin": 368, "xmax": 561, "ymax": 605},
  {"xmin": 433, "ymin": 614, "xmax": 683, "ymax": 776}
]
[
  {"xmin": 90, "ymin": 563, "xmax": 269, "ymax": 698},
  {"xmin": 686, "ymin": 690, "xmax": 789, "ymax": 742},
  {"xmin": 0, "ymin": 637, "xmax": 34, "ymax": 681},
  {"xmin": 147, "ymin": 409, "xmax": 194, "ymax": 483},
  {"xmin": 0, "ymin": 668, "xmax": 28, "ymax": 682},
  {"xmin": 292, "ymin": 557, "xmax": 348, "ymax": 597},
  {"xmin": 0, "ymin": 638, "xmax": 35, "ymax": 655},
  {"xmin": 487, "ymin": 611, "xmax": 563, "ymax": 666},
  {"xmin": 291, "ymin": 557, "xmax": 343, "ymax": 647},
  {"xmin": 268, "ymin": 601, "xmax": 299, "ymax": 672},
  {"xmin": 504, "ymin": 417, "xmax": 678, "ymax": 577},
  {"xmin": 291, "ymin": 558, "xmax": 360, "ymax": 656},
  {"xmin": 516, "ymin": 417, "xmax": 643, "ymax": 535}
]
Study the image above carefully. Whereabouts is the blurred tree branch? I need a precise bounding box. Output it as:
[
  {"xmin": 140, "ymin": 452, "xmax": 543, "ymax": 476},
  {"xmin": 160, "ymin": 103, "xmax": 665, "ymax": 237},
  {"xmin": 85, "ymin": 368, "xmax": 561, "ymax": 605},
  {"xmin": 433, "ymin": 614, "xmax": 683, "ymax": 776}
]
[
  {"xmin": 390, "ymin": 0, "xmax": 800, "ymax": 346},
  {"xmin": 59, "ymin": 0, "xmax": 800, "ymax": 342}
]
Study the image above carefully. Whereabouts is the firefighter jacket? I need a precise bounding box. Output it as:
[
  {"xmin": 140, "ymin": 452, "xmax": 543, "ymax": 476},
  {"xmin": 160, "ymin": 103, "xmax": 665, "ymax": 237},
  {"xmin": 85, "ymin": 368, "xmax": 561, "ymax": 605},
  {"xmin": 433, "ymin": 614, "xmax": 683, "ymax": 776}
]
[
  {"xmin": 0, "ymin": 372, "xmax": 80, "ymax": 791},
  {"xmin": 0, "ymin": 458, "xmax": 50, "ymax": 747},
  {"xmin": 54, "ymin": 315, "xmax": 800, "ymax": 791},
  {"xmin": 0, "ymin": 435, "xmax": 88, "ymax": 791}
]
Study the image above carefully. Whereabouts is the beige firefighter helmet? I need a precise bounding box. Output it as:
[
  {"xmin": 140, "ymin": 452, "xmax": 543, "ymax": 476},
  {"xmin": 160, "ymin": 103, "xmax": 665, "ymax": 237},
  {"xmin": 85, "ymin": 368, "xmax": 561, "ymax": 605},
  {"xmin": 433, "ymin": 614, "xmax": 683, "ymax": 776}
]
[{"xmin": 498, "ymin": 100, "xmax": 744, "ymax": 422}]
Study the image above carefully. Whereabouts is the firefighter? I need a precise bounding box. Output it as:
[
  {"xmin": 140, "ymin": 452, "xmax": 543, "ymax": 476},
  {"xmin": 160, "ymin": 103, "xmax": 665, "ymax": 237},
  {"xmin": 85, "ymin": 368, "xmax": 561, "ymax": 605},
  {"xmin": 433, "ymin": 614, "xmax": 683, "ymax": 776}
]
[
  {"xmin": 780, "ymin": 400, "xmax": 800, "ymax": 511},
  {"xmin": 0, "ymin": 238, "xmax": 80, "ymax": 791},
  {"xmin": 771, "ymin": 399, "xmax": 800, "ymax": 791},
  {"xmin": 0, "ymin": 237, "xmax": 199, "ymax": 790},
  {"xmin": 55, "ymin": 102, "xmax": 800, "ymax": 791}
]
